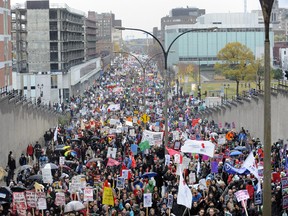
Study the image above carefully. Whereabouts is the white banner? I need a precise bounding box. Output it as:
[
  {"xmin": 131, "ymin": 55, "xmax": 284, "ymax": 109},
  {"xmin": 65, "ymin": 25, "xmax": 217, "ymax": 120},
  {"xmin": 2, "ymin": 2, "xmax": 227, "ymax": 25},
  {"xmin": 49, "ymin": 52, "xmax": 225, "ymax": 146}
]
[
  {"xmin": 141, "ymin": 130, "xmax": 163, "ymax": 146},
  {"xmin": 181, "ymin": 139, "xmax": 215, "ymax": 158}
]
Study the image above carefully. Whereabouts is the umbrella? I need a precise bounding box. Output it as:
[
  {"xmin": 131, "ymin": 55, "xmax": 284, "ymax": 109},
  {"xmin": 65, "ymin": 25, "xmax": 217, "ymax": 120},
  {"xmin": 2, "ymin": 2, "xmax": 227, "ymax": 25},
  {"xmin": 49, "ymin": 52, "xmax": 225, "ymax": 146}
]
[
  {"xmin": 0, "ymin": 187, "xmax": 12, "ymax": 202},
  {"xmin": 11, "ymin": 185, "xmax": 27, "ymax": 192},
  {"xmin": 141, "ymin": 172, "xmax": 158, "ymax": 179},
  {"xmin": 64, "ymin": 201, "xmax": 85, "ymax": 213},
  {"xmin": 229, "ymin": 151, "xmax": 243, "ymax": 156},
  {"xmin": 18, "ymin": 165, "xmax": 33, "ymax": 172},
  {"xmin": 86, "ymin": 158, "xmax": 103, "ymax": 164},
  {"xmin": 234, "ymin": 146, "xmax": 247, "ymax": 151},
  {"xmin": 61, "ymin": 165, "xmax": 72, "ymax": 170},
  {"xmin": 90, "ymin": 135, "xmax": 100, "ymax": 140},
  {"xmin": 71, "ymin": 138, "xmax": 81, "ymax": 143},
  {"xmin": 60, "ymin": 173, "xmax": 69, "ymax": 179},
  {"xmin": 210, "ymin": 132, "xmax": 218, "ymax": 137},
  {"xmin": 54, "ymin": 145, "xmax": 66, "ymax": 151},
  {"xmin": 42, "ymin": 163, "xmax": 58, "ymax": 170},
  {"xmin": 64, "ymin": 150, "xmax": 77, "ymax": 157},
  {"xmin": 27, "ymin": 175, "xmax": 43, "ymax": 181}
]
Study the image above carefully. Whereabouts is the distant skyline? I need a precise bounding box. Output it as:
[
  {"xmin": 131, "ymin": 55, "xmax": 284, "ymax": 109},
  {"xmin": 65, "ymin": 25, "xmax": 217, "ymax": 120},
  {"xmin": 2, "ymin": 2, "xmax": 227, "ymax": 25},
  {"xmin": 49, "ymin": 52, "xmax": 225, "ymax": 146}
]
[{"xmin": 11, "ymin": 0, "xmax": 287, "ymax": 39}]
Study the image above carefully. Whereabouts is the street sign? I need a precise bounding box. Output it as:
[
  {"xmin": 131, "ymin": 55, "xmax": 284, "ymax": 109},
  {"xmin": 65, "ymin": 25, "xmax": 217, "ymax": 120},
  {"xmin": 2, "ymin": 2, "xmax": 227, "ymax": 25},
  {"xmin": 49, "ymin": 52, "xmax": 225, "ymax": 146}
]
[{"xmin": 141, "ymin": 114, "xmax": 150, "ymax": 123}]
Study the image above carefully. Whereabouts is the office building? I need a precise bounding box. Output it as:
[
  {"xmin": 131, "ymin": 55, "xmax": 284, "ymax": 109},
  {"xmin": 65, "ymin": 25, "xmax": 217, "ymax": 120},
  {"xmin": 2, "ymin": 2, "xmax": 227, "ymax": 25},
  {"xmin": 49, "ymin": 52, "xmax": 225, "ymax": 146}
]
[
  {"xmin": 11, "ymin": 1, "xmax": 101, "ymax": 104},
  {"xmin": 160, "ymin": 7, "xmax": 205, "ymax": 43},
  {"xmin": 165, "ymin": 13, "xmax": 274, "ymax": 67},
  {"xmin": 0, "ymin": 0, "xmax": 12, "ymax": 93}
]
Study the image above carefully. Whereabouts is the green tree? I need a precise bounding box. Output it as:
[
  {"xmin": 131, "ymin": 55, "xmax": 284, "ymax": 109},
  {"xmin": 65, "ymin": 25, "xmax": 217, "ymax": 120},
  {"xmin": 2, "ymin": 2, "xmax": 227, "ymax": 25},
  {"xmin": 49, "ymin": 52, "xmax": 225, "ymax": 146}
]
[
  {"xmin": 214, "ymin": 42, "xmax": 256, "ymax": 96},
  {"xmin": 273, "ymin": 68, "xmax": 283, "ymax": 80}
]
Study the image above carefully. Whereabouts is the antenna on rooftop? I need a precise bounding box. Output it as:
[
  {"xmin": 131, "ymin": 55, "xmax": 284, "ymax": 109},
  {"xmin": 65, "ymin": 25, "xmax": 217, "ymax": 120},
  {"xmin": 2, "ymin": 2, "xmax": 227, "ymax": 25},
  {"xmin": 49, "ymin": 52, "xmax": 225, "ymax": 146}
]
[{"xmin": 244, "ymin": 0, "xmax": 247, "ymax": 13}]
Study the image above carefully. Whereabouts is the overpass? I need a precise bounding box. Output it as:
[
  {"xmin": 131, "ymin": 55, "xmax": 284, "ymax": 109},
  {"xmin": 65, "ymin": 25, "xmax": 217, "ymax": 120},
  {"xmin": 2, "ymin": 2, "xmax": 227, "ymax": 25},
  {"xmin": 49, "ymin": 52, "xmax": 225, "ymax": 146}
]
[{"xmin": 198, "ymin": 87, "xmax": 288, "ymax": 143}]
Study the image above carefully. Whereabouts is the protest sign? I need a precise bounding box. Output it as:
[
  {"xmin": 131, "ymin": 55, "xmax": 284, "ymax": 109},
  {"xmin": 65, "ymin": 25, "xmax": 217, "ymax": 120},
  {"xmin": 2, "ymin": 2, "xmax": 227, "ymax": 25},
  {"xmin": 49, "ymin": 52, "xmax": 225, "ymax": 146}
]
[
  {"xmin": 36, "ymin": 192, "xmax": 47, "ymax": 210},
  {"xmin": 122, "ymin": 170, "xmax": 129, "ymax": 180},
  {"xmin": 25, "ymin": 191, "xmax": 36, "ymax": 208},
  {"xmin": 42, "ymin": 167, "xmax": 53, "ymax": 184},
  {"xmin": 141, "ymin": 130, "xmax": 163, "ymax": 146},
  {"xmin": 254, "ymin": 192, "xmax": 262, "ymax": 206},
  {"xmin": 189, "ymin": 172, "xmax": 196, "ymax": 184},
  {"xmin": 172, "ymin": 131, "xmax": 180, "ymax": 140},
  {"xmin": 102, "ymin": 187, "xmax": 114, "ymax": 206},
  {"xmin": 13, "ymin": 192, "xmax": 27, "ymax": 211},
  {"xmin": 174, "ymin": 154, "xmax": 181, "ymax": 164},
  {"xmin": 165, "ymin": 154, "xmax": 171, "ymax": 166},
  {"xmin": 84, "ymin": 188, "xmax": 94, "ymax": 201},
  {"xmin": 107, "ymin": 147, "xmax": 117, "ymax": 158},
  {"xmin": 59, "ymin": 156, "xmax": 65, "ymax": 166},
  {"xmin": 218, "ymin": 134, "xmax": 226, "ymax": 145},
  {"xmin": 167, "ymin": 194, "xmax": 173, "ymax": 209},
  {"xmin": 235, "ymin": 190, "xmax": 250, "ymax": 202},
  {"xmin": 55, "ymin": 192, "xmax": 65, "ymax": 206},
  {"xmin": 282, "ymin": 177, "xmax": 288, "ymax": 209},
  {"xmin": 125, "ymin": 120, "xmax": 133, "ymax": 127},
  {"xmin": 143, "ymin": 193, "xmax": 152, "ymax": 207},
  {"xmin": 211, "ymin": 161, "xmax": 218, "ymax": 173},
  {"xmin": 182, "ymin": 157, "xmax": 190, "ymax": 169},
  {"xmin": 116, "ymin": 177, "xmax": 125, "ymax": 189},
  {"xmin": 129, "ymin": 129, "xmax": 135, "ymax": 137}
]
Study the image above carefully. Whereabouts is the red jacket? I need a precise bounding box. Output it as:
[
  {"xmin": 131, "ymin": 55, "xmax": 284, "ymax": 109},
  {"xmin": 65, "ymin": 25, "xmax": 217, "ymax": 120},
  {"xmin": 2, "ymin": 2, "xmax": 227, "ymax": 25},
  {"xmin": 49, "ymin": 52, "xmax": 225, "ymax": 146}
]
[{"xmin": 27, "ymin": 145, "xmax": 34, "ymax": 156}]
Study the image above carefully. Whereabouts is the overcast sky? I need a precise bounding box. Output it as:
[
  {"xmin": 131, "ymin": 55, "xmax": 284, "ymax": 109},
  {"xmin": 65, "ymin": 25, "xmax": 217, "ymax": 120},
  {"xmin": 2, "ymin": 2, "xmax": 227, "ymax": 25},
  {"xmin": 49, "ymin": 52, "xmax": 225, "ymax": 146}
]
[{"xmin": 11, "ymin": 0, "xmax": 288, "ymax": 39}]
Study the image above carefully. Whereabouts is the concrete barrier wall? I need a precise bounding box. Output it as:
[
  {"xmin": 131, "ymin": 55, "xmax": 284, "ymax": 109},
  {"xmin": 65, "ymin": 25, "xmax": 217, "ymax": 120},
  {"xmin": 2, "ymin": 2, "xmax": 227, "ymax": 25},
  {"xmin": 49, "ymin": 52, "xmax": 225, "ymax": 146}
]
[
  {"xmin": 200, "ymin": 91, "xmax": 288, "ymax": 143},
  {"xmin": 0, "ymin": 96, "xmax": 58, "ymax": 167}
]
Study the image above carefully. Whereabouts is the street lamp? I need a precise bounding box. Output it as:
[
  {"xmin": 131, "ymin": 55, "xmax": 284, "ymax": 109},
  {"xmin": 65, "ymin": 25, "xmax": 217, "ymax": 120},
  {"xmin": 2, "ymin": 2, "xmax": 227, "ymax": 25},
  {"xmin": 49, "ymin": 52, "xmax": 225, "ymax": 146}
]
[
  {"xmin": 115, "ymin": 26, "xmax": 217, "ymax": 150},
  {"xmin": 223, "ymin": 83, "xmax": 230, "ymax": 101},
  {"xmin": 259, "ymin": 1, "xmax": 274, "ymax": 215}
]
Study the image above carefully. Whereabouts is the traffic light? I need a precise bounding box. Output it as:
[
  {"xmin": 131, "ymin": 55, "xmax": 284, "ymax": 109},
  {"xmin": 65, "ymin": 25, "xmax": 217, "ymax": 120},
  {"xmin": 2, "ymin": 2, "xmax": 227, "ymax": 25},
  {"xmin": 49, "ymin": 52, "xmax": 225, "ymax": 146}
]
[{"xmin": 285, "ymin": 71, "xmax": 288, "ymax": 80}]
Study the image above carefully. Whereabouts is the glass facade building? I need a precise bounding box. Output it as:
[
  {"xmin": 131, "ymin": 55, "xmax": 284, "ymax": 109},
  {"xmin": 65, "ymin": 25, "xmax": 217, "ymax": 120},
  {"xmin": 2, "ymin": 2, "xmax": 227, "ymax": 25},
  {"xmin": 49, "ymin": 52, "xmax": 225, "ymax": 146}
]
[{"xmin": 164, "ymin": 13, "xmax": 274, "ymax": 67}]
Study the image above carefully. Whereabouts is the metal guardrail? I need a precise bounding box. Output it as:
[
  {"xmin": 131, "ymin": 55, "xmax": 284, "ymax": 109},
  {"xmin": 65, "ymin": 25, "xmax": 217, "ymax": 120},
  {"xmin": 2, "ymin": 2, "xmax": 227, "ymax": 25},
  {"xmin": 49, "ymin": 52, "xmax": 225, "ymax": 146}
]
[{"xmin": 0, "ymin": 90, "xmax": 64, "ymax": 115}]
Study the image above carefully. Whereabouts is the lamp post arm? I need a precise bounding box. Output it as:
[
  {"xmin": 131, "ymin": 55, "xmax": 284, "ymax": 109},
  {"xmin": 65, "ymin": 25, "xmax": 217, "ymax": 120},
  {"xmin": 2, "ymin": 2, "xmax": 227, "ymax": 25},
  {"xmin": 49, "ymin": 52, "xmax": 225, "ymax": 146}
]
[{"xmin": 117, "ymin": 27, "xmax": 166, "ymax": 59}]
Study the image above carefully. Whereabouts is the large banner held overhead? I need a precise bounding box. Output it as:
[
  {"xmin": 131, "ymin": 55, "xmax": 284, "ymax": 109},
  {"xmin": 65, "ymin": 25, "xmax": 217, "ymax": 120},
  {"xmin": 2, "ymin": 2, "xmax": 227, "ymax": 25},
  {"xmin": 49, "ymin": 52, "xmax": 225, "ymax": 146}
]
[
  {"xmin": 141, "ymin": 130, "xmax": 163, "ymax": 146},
  {"xmin": 181, "ymin": 139, "xmax": 215, "ymax": 158}
]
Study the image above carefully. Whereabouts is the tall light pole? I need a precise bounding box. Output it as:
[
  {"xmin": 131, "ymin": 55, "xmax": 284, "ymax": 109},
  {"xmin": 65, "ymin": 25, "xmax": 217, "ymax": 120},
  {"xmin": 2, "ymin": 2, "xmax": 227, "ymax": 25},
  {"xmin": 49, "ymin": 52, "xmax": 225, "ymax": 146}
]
[
  {"xmin": 259, "ymin": 0, "xmax": 274, "ymax": 215},
  {"xmin": 115, "ymin": 26, "xmax": 217, "ymax": 150}
]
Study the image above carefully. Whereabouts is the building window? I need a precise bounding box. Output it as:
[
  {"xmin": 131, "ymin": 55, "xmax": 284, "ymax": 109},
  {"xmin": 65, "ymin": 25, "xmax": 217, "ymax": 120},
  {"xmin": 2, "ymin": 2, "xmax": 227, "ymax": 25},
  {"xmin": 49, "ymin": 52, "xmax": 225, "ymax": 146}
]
[
  {"xmin": 51, "ymin": 75, "xmax": 58, "ymax": 89},
  {"xmin": 3, "ymin": 11, "xmax": 8, "ymax": 35}
]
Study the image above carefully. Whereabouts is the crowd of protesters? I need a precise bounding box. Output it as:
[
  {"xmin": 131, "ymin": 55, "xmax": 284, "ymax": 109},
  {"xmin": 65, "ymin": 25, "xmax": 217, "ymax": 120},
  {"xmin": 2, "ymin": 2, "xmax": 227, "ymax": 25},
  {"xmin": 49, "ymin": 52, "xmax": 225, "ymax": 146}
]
[{"xmin": 1, "ymin": 55, "xmax": 288, "ymax": 216}]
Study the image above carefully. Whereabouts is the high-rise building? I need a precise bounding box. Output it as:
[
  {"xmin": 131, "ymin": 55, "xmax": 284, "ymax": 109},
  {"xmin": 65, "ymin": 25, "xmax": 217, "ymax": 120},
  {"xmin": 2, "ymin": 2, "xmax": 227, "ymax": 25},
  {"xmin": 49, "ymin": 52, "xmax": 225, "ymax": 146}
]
[
  {"xmin": 11, "ymin": 1, "xmax": 102, "ymax": 104},
  {"xmin": 12, "ymin": 0, "xmax": 85, "ymax": 74},
  {"xmin": 0, "ymin": 0, "xmax": 12, "ymax": 93},
  {"xmin": 159, "ymin": 7, "xmax": 205, "ymax": 43},
  {"xmin": 85, "ymin": 12, "xmax": 97, "ymax": 61},
  {"xmin": 93, "ymin": 12, "xmax": 121, "ymax": 56}
]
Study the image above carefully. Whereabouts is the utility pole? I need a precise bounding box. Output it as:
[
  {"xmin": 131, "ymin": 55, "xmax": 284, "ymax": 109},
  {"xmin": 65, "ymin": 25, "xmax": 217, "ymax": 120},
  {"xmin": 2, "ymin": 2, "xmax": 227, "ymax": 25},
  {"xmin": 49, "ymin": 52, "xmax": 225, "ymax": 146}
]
[{"xmin": 259, "ymin": 1, "xmax": 274, "ymax": 216}]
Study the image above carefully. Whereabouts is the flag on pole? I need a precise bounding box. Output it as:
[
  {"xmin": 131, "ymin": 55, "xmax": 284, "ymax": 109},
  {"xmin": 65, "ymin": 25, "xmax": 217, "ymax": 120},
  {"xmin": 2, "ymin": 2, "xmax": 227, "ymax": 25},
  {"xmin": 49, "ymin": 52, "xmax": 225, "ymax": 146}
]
[
  {"xmin": 106, "ymin": 158, "xmax": 120, "ymax": 167},
  {"xmin": 242, "ymin": 152, "xmax": 259, "ymax": 179},
  {"xmin": 53, "ymin": 126, "xmax": 58, "ymax": 142},
  {"xmin": 177, "ymin": 165, "xmax": 192, "ymax": 209},
  {"xmin": 242, "ymin": 151, "xmax": 261, "ymax": 192}
]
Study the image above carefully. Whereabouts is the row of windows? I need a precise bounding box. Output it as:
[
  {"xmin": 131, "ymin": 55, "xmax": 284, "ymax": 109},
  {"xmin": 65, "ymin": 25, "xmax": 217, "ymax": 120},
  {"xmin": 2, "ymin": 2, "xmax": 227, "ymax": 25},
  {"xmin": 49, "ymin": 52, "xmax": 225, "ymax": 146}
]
[{"xmin": 178, "ymin": 28, "xmax": 265, "ymax": 33}]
